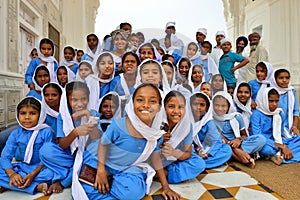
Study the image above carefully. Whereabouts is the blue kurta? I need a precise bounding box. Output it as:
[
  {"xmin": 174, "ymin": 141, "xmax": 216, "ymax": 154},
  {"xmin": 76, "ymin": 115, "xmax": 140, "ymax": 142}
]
[
  {"xmin": 26, "ymin": 90, "xmax": 42, "ymax": 101},
  {"xmin": 248, "ymin": 79, "xmax": 270, "ymax": 101}
]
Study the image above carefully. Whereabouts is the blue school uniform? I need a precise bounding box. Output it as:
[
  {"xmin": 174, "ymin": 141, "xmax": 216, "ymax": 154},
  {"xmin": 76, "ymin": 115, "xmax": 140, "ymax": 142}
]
[
  {"xmin": 214, "ymin": 115, "xmax": 266, "ymax": 154},
  {"xmin": 26, "ymin": 90, "xmax": 42, "ymax": 101},
  {"xmin": 250, "ymin": 109, "xmax": 300, "ymax": 163},
  {"xmin": 156, "ymin": 126, "xmax": 205, "ymax": 184},
  {"xmin": 219, "ymin": 52, "xmax": 244, "ymax": 85},
  {"xmin": 196, "ymin": 120, "xmax": 232, "ymax": 168},
  {"xmin": 200, "ymin": 59, "xmax": 211, "ymax": 82},
  {"xmin": 39, "ymin": 110, "xmax": 100, "ymax": 188},
  {"xmin": 81, "ymin": 117, "xmax": 154, "ymax": 200},
  {"xmin": 113, "ymin": 79, "xmax": 135, "ymax": 96},
  {"xmin": 0, "ymin": 127, "xmax": 54, "ymax": 194},
  {"xmin": 248, "ymin": 79, "xmax": 270, "ymax": 101},
  {"xmin": 45, "ymin": 114, "xmax": 57, "ymax": 136},
  {"xmin": 25, "ymin": 58, "xmax": 58, "ymax": 87},
  {"xmin": 81, "ymin": 54, "xmax": 93, "ymax": 63},
  {"xmin": 70, "ymin": 63, "xmax": 79, "ymax": 74}
]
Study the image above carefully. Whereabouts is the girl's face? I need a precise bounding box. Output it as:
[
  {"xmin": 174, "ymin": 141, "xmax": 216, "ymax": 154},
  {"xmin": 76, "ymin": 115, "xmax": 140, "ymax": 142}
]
[
  {"xmin": 141, "ymin": 63, "xmax": 162, "ymax": 86},
  {"xmin": 57, "ymin": 68, "xmax": 68, "ymax": 86},
  {"xmin": 201, "ymin": 43, "xmax": 211, "ymax": 55},
  {"xmin": 162, "ymin": 64, "xmax": 173, "ymax": 85},
  {"xmin": 179, "ymin": 61, "xmax": 190, "ymax": 77},
  {"xmin": 213, "ymin": 97, "xmax": 229, "ymax": 116},
  {"xmin": 18, "ymin": 105, "xmax": 39, "ymax": 128},
  {"xmin": 191, "ymin": 97, "xmax": 207, "ymax": 121},
  {"xmin": 192, "ymin": 66, "xmax": 204, "ymax": 83},
  {"xmin": 165, "ymin": 96, "xmax": 185, "ymax": 128},
  {"xmin": 68, "ymin": 89, "xmax": 89, "ymax": 113},
  {"xmin": 130, "ymin": 36, "xmax": 139, "ymax": 48},
  {"xmin": 79, "ymin": 64, "xmax": 92, "ymax": 80},
  {"xmin": 87, "ymin": 35, "xmax": 98, "ymax": 50},
  {"xmin": 256, "ymin": 65, "xmax": 267, "ymax": 81},
  {"xmin": 98, "ymin": 56, "xmax": 114, "ymax": 78},
  {"xmin": 40, "ymin": 43, "xmax": 53, "ymax": 57},
  {"xmin": 64, "ymin": 48, "xmax": 75, "ymax": 61},
  {"xmin": 31, "ymin": 49, "xmax": 38, "ymax": 59},
  {"xmin": 100, "ymin": 99, "xmax": 117, "ymax": 119},
  {"xmin": 187, "ymin": 44, "xmax": 197, "ymax": 58},
  {"xmin": 140, "ymin": 46, "xmax": 154, "ymax": 61},
  {"xmin": 133, "ymin": 86, "xmax": 161, "ymax": 126},
  {"xmin": 275, "ymin": 72, "xmax": 290, "ymax": 88},
  {"xmin": 237, "ymin": 86, "xmax": 251, "ymax": 105},
  {"xmin": 123, "ymin": 55, "xmax": 138, "ymax": 75},
  {"xmin": 200, "ymin": 83, "xmax": 211, "ymax": 97},
  {"xmin": 76, "ymin": 51, "xmax": 84, "ymax": 63},
  {"xmin": 212, "ymin": 75, "xmax": 224, "ymax": 90},
  {"xmin": 36, "ymin": 69, "xmax": 50, "ymax": 87},
  {"xmin": 268, "ymin": 94, "xmax": 279, "ymax": 112},
  {"xmin": 114, "ymin": 33, "xmax": 128, "ymax": 51},
  {"xmin": 44, "ymin": 87, "xmax": 61, "ymax": 109}
]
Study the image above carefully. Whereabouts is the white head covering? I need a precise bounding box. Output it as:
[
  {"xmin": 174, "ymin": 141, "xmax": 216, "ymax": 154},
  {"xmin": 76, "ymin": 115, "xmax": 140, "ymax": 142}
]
[
  {"xmin": 270, "ymin": 69, "xmax": 294, "ymax": 135},
  {"xmin": 85, "ymin": 52, "xmax": 116, "ymax": 110},
  {"xmin": 32, "ymin": 64, "xmax": 51, "ymax": 92},
  {"xmin": 55, "ymin": 65, "xmax": 76, "ymax": 87},
  {"xmin": 187, "ymin": 64, "xmax": 206, "ymax": 93},
  {"xmin": 98, "ymin": 92, "xmax": 121, "ymax": 123},
  {"xmin": 197, "ymin": 28, "xmax": 207, "ymax": 36},
  {"xmin": 256, "ymin": 87, "xmax": 283, "ymax": 143},
  {"xmin": 220, "ymin": 38, "xmax": 232, "ymax": 46},
  {"xmin": 59, "ymin": 46, "xmax": 77, "ymax": 67},
  {"xmin": 166, "ymin": 21, "xmax": 176, "ymax": 29},
  {"xmin": 233, "ymin": 82, "xmax": 252, "ymax": 135},
  {"xmin": 85, "ymin": 33, "xmax": 102, "ymax": 67},
  {"xmin": 41, "ymin": 82, "xmax": 63, "ymax": 118},
  {"xmin": 36, "ymin": 38, "xmax": 57, "ymax": 82},
  {"xmin": 183, "ymin": 42, "xmax": 201, "ymax": 62},
  {"xmin": 210, "ymin": 74, "xmax": 227, "ymax": 95},
  {"xmin": 256, "ymin": 61, "xmax": 274, "ymax": 90},
  {"xmin": 134, "ymin": 59, "xmax": 171, "ymax": 97},
  {"xmin": 75, "ymin": 60, "xmax": 93, "ymax": 82},
  {"xmin": 212, "ymin": 91, "xmax": 242, "ymax": 138},
  {"xmin": 125, "ymin": 84, "xmax": 165, "ymax": 194},
  {"xmin": 16, "ymin": 97, "xmax": 49, "ymax": 164},
  {"xmin": 161, "ymin": 60, "xmax": 176, "ymax": 89},
  {"xmin": 215, "ymin": 30, "xmax": 226, "ymax": 37},
  {"xmin": 176, "ymin": 57, "xmax": 192, "ymax": 84},
  {"xmin": 136, "ymin": 42, "xmax": 162, "ymax": 62}
]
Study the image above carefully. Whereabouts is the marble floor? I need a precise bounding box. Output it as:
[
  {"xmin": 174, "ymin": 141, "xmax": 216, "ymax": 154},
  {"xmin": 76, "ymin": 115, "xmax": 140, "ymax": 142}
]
[{"xmin": 0, "ymin": 164, "xmax": 283, "ymax": 200}]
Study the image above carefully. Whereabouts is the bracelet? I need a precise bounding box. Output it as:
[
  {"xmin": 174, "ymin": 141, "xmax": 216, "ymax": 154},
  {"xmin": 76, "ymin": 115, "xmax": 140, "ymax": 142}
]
[{"xmin": 9, "ymin": 172, "xmax": 17, "ymax": 178}]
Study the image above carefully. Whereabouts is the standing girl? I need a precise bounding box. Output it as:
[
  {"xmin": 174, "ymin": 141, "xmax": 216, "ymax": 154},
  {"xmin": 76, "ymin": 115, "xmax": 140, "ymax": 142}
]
[
  {"xmin": 59, "ymin": 46, "xmax": 79, "ymax": 74},
  {"xmin": 190, "ymin": 92, "xmax": 232, "ymax": 168},
  {"xmin": 81, "ymin": 34, "xmax": 102, "ymax": 66},
  {"xmin": 0, "ymin": 97, "xmax": 53, "ymax": 194},
  {"xmin": 25, "ymin": 38, "xmax": 58, "ymax": 90}
]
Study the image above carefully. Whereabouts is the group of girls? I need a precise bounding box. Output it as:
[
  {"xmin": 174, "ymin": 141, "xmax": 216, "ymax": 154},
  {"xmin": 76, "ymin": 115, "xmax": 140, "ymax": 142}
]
[{"xmin": 1, "ymin": 30, "xmax": 300, "ymax": 200}]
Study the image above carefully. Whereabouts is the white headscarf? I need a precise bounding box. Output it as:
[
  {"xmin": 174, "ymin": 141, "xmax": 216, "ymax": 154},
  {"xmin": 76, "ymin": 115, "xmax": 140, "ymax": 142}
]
[
  {"xmin": 213, "ymin": 91, "xmax": 242, "ymax": 138},
  {"xmin": 98, "ymin": 92, "xmax": 121, "ymax": 122},
  {"xmin": 32, "ymin": 64, "xmax": 51, "ymax": 92},
  {"xmin": 36, "ymin": 38, "xmax": 57, "ymax": 82},
  {"xmin": 75, "ymin": 60, "xmax": 93, "ymax": 82},
  {"xmin": 270, "ymin": 69, "xmax": 294, "ymax": 135},
  {"xmin": 59, "ymin": 46, "xmax": 77, "ymax": 67},
  {"xmin": 125, "ymin": 85, "xmax": 165, "ymax": 194},
  {"xmin": 41, "ymin": 82, "xmax": 63, "ymax": 118},
  {"xmin": 199, "ymin": 54, "xmax": 219, "ymax": 76},
  {"xmin": 256, "ymin": 61, "xmax": 274, "ymax": 92},
  {"xmin": 183, "ymin": 42, "xmax": 201, "ymax": 62},
  {"xmin": 161, "ymin": 60, "xmax": 176, "ymax": 89},
  {"xmin": 210, "ymin": 74, "xmax": 228, "ymax": 96},
  {"xmin": 176, "ymin": 57, "xmax": 192, "ymax": 84},
  {"xmin": 187, "ymin": 64, "xmax": 206, "ymax": 93},
  {"xmin": 256, "ymin": 87, "xmax": 283, "ymax": 143},
  {"xmin": 136, "ymin": 42, "xmax": 162, "ymax": 62},
  {"xmin": 55, "ymin": 65, "xmax": 76, "ymax": 87},
  {"xmin": 85, "ymin": 34, "xmax": 102, "ymax": 67},
  {"xmin": 16, "ymin": 97, "xmax": 49, "ymax": 164},
  {"xmin": 233, "ymin": 82, "xmax": 252, "ymax": 135},
  {"xmin": 85, "ymin": 52, "xmax": 116, "ymax": 110},
  {"xmin": 134, "ymin": 59, "xmax": 171, "ymax": 97}
]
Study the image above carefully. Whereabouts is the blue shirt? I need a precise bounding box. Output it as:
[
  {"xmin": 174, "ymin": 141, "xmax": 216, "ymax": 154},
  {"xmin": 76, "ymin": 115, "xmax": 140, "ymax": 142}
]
[
  {"xmin": 214, "ymin": 115, "xmax": 245, "ymax": 141},
  {"xmin": 219, "ymin": 51, "xmax": 244, "ymax": 84},
  {"xmin": 26, "ymin": 90, "xmax": 42, "ymax": 101}
]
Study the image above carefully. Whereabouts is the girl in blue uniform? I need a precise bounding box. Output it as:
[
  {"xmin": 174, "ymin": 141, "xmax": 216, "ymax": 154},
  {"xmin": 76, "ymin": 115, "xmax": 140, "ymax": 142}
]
[
  {"xmin": 0, "ymin": 97, "xmax": 53, "ymax": 194},
  {"xmin": 39, "ymin": 81, "xmax": 100, "ymax": 195},
  {"xmin": 81, "ymin": 33, "xmax": 102, "ymax": 66},
  {"xmin": 25, "ymin": 38, "xmax": 58, "ymax": 90},
  {"xmin": 26, "ymin": 65, "xmax": 51, "ymax": 101},
  {"xmin": 211, "ymin": 74, "xmax": 227, "ymax": 96},
  {"xmin": 76, "ymin": 60, "xmax": 93, "ymax": 82},
  {"xmin": 213, "ymin": 91, "xmax": 266, "ymax": 168},
  {"xmin": 187, "ymin": 64, "xmax": 205, "ymax": 92},
  {"xmin": 251, "ymin": 87, "xmax": 300, "ymax": 165},
  {"xmin": 85, "ymin": 52, "xmax": 116, "ymax": 110},
  {"xmin": 55, "ymin": 65, "xmax": 76, "ymax": 88},
  {"xmin": 190, "ymin": 92, "xmax": 232, "ymax": 168},
  {"xmin": 59, "ymin": 46, "xmax": 78, "ymax": 74},
  {"xmin": 159, "ymin": 91, "xmax": 205, "ymax": 183},
  {"xmin": 136, "ymin": 42, "xmax": 162, "ymax": 62},
  {"xmin": 41, "ymin": 82, "xmax": 63, "ymax": 135},
  {"xmin": 111, "ymin": 29, "xmax": 130, "ymax": 71}
]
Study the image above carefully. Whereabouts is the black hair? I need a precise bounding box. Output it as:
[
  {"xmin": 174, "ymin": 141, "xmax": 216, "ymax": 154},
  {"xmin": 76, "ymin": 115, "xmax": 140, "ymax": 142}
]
[
  {"xmin": 76, "ymin": 49, "xmax": 84, "ymax": 55},
  {"xmin": 213, "ymin": 95, "xmax": 229, "ymax": 109},
  {"xmin": 162, "ymin": 54, "xmax": 174, "ymax": 61},
  {"xmin": 65, "ymin": 81, "xmax": 90, "ymax": 105},
  {"xmin": 255, "ymin": 62, "xmax": 267, "ymax": 71},
  {"xmin": 164, "ymin": 90, "xmax": 186, "ymax": 107},
  {"xmin": 140, "ymin": 60, "xmax": 162, "ymax": 83},
  {"xmin": 190, "ymin": 93, "xmax": 210, "ymax": 112},
  {"xmin": 121, "ymin": 52, "xmax": 141, "ymax": 66},
  {"xmin": 178, "ymin": 57, "xmax": 192, "ymax": 68},
  {"xmin": 187, "ymin": 42, "xmax": 199, "ymax": 51},
  {"xmin": 103, "ymin": 35, "xmax": 111, "ymax": 42},
  {"xmin": 120, "ymin": 22, "xmax": 132, "ymax": 30},
  {"xmin": 34, "ymin": 65, "xmax": 50, "ymax": 86},
  {"xmin": 136, "ymin": 32, "xmax": 145, "ymax": 40},
  {"xmin": 96, "ymin": 52, "xmax": 114, "ymax": 68},
  {"xmin": 161, "ymin": 61, "xmax": 174, "ymax": 69},
  {"xmin": 43, "ymin": 83, "xmax": 63, "ymax": 96},
  {"xmin": 30, "ymin": 48, "xmax": 37, "ymax": 57},
  {"xmin": 151, "ymin": 38, "xmax": 160, "ymax": 45},
  {"xmin": 79, "ymin": 61, "xmax": 92, "ymax": 70},
  {"xmin": 237, "ymin": 82, "xmax": 251, "ymax": 95},
  {"xmin": 39, "ymin": 38, "xmax": 54, "ymax": 56},
  {"xmin": 211, "ymin": 74, "xmax": 224, "ymax": 82},
  {"xmin": 99, "ymin": 94, "xmax": 120, "ymax": 113},
  {"xmin": 191, "ymin": 64, "xmax": 204, "ymax": 82},
  {"xmin": 202, "ymin": 41, "xmax": 212, "ymax": 53},
  {"xmin": 132, "ymin": 83, "xmax": 162, "ymax": 106},
  {"xmin": 268, "ymin": 88, "xmax": 279, "ymax": 98},
  {"xmin": 86, "ymin": 33, "xmax": 99, "ymax": 42},
  {"xmin": 274, "ymin": 68, "xmax": 290, "ymax": 79},
  {"xmin": 139, "ymin": 43, "xmax": 156, "ymax": 59},
  {"xmin": 17, "ymin": 97, "xmax": 41, "ymax": 115},
  {"xmin": 64, "ymin": 46, "xmax": 75, "ymax": 56}
]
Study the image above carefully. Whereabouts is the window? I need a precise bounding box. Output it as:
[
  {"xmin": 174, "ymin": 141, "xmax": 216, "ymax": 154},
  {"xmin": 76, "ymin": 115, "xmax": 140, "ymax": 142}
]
[{"xmin": 48, "ymin": 23, "xmax": 60, "ymax": 61}]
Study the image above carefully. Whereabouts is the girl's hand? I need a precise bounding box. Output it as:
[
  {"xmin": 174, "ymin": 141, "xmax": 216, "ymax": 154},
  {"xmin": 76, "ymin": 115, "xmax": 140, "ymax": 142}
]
[
  {"xmin": 163, "ymin": 132, "xmax": 171, "ymax": 143},
  {"xmin": 75, "ymin": 123, "xmax": 96, "ymax": 136},
  {"xmin": 94, "ymin": 170, "xmax": 110, "ymax": 194},
  {"xmin": 161, "ymin": 143, "xmax": 175, "ymax": 157},
  {"xmin": 196, "ymin": 149, "xmax": 209, "ymax": 159},
  {"xmin": 18, "ymin": 173, "xmax": 34, "ymax": 188},
  {"xmin": 161, "ymin": 186, "xmax": 181, "ymax": 200},
  {"xmin": 281, "ymin": 145, "xmax": 293, "ymax": 160},
  {"xmin": 9, "ymin": 173, "xmax": 23, "ymax": 188},
  {"xmin": 251, "ymin": 100, "xmax": 256, "ymax": 109},
  {"xmin": 72, "ymin": 109, "xmax": 91, "ymax": 121},
  {"xmin": 291, "ymin": 126, "xmax": 300, "ymax": 136},
  {"xmin": 229, "ymin": 138, "xmax": 241, "ymax": 148},
  {"xmin": 29, "ymin": 83, "xmax": 35, "ymax": 90}
]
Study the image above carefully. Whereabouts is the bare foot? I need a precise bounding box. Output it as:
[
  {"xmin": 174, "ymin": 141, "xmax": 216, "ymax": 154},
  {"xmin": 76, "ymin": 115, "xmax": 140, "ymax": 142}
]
[
  {"xmin": 36, "ymin": 183, "xmax": 48, "ymax": 195},
  {"xmin": 247, "ymin": 158, "xmax": 255, "ymax": 169},
  {"xmin": 270, "ymin": 155, "xmax": 282, "ymax": 166},
  {"xmin": 0, "ymin": 186, "xmax": 9, "ymax": 193},
  {"xmin": 46, "ymin": 181, "xmax": 63, "ymax": 195}
]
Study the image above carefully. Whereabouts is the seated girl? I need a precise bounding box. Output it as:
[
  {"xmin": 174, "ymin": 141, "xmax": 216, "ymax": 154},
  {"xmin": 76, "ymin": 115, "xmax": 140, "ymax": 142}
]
[
  {"xmin": 251, "ymin": 87, "xmax": 300, "ymax": 165},
  {"xmin": 27, "ymin": 64, "xmax": 51, "ymax": 101},
  {"xmin": 212, "ymin": 91, "xmax": 266, "ymax": 168},
  {"xmin": 56, "ymin": 65, "xmax": 76, "ymax": 88},
  {"xmin": 76, "ymin": 60, "xmax": 93, "ymax": 82},
  {"xmin": 0, "ymin": 97, "xmax": 53, "ymax": 194},
  {"xmin": 190, "ymin": 92, "xmax": 232, "ymax": 168}
]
